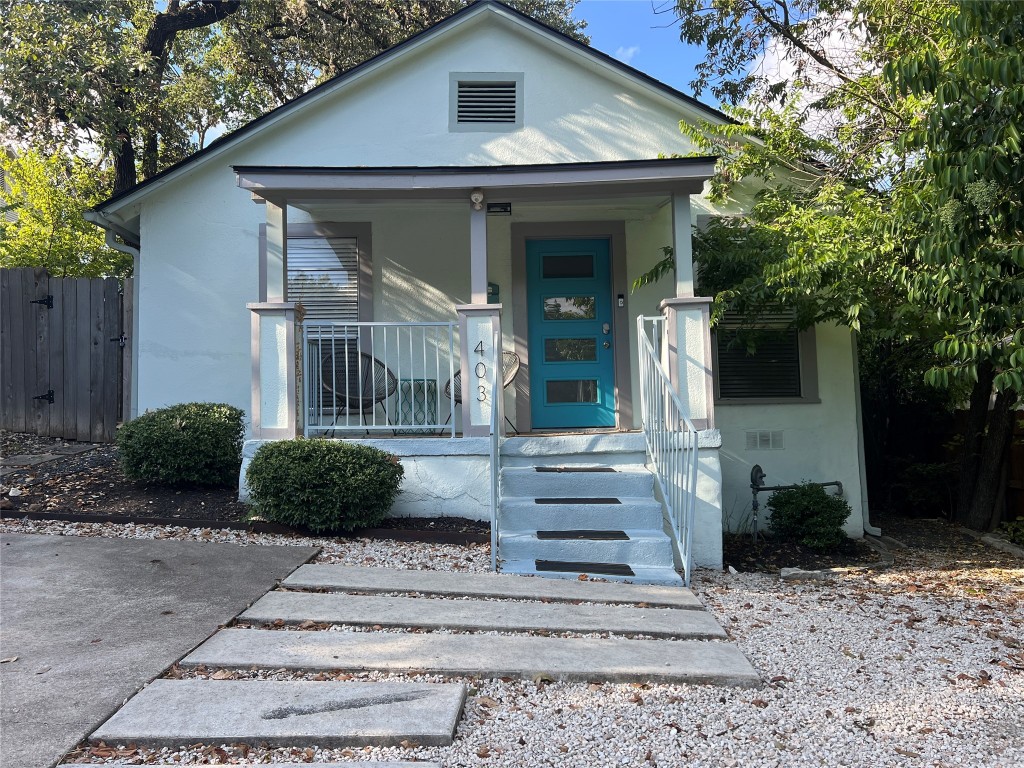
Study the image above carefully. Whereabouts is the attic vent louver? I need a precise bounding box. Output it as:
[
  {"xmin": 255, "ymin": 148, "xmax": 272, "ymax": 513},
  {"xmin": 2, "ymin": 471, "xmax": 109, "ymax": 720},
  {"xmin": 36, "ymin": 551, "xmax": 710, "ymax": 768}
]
[
  {"xmin": 457, "ymin": 81, "xmax": 517, "ymax": 123},
  {"xmin": 450, "ymin": 73, "xmax": 523, "ymax": 132}
]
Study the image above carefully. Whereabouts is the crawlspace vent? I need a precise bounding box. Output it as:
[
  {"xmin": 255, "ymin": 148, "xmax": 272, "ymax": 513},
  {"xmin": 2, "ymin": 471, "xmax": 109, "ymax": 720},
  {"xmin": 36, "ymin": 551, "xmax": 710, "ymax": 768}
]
[{"xmin": 746, "ymin": 430, "xmax": 784, "ymax": 450}]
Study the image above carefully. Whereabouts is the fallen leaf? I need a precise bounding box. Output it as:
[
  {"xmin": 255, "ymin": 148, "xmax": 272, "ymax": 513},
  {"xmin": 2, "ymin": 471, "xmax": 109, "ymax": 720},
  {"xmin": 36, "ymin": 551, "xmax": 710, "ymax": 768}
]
[
  {"xmin": 751, "ymin": 699, "xmax": 769, "ymax": 708},
  {"xmin": 210, "ymin": 669, "xmax": 234, "ymax": 680},
  {"xmin": 476, "ymin": 746, "xmax": 491, "ymax": 758},
  {"xmin": 895, "ymin": 747, "xmax": 921, "ymax": 758},
  {"xmin": 477, "ymin": 696, "xmax": 500, "ymax": 708},
  {"xmin": 0, "ymin": 657, "xmax": 17, "ymax": 663}
]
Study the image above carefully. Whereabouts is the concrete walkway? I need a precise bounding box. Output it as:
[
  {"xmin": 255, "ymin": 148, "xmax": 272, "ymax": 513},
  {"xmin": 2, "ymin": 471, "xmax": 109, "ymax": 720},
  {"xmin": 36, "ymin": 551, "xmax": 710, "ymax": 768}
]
[{"xmin": 0, "ymin": 533, "xmax": 317, "ymax": 768}]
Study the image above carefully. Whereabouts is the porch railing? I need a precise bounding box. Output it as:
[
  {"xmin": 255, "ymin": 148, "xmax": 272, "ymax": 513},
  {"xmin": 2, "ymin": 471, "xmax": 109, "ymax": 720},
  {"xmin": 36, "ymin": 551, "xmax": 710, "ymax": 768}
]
[
  {"xmin": 303, "ymin": 321, "xmax": 458, "ymax": 436},
  {"xmin": 637, "ymin": 316, "xmax": 699, "ymax": 586}
]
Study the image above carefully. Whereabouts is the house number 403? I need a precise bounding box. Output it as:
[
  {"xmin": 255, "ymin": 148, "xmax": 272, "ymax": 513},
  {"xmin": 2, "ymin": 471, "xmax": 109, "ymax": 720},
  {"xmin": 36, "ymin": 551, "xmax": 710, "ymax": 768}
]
[{"xmin": 474, "ymin": 340, "xmax": 488, "ymax": 401}]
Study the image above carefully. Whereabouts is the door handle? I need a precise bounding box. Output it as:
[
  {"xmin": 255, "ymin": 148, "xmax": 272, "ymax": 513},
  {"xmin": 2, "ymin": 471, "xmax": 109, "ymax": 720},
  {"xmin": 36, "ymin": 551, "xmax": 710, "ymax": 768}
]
[{"xmin": 602, "ymin": 323, "xmax": 610, "ymax": 335}]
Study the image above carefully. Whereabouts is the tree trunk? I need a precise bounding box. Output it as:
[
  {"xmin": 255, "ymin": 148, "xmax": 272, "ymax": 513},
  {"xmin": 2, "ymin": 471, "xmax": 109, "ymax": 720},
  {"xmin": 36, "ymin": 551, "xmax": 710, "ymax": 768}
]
[
  {"xmin": 112, "ymin": 129, "xmax": 137, "ymax": 195},
  {"xmin": 956, "ymin": 361, "xmax": 995, "ymax": 521},
  {"xmin": 964, "ymin": 390, "xmax": 1018, "ymax": 531}
]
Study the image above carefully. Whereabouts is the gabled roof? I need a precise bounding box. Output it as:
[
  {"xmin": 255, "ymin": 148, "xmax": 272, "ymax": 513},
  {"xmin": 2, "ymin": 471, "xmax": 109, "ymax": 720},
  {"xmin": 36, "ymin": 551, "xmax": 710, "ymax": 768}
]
[{"xmin": 95, "ymin": 0, "xmax": 731, "ymax": 216}]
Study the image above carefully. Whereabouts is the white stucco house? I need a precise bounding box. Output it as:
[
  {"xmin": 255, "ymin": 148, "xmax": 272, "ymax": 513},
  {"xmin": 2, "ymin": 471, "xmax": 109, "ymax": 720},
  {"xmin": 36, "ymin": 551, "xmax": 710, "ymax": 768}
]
[{"xmin": 87, "ymin": 0, "xmax": 872, "ymax": 585}]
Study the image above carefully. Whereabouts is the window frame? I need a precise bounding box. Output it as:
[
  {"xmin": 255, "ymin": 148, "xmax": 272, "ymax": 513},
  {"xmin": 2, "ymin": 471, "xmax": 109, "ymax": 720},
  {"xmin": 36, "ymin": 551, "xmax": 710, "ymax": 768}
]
[
  {"xmin": 448, "ymin": 72, "xmax": 524, "ymax": 132},
  {"xmin": 711, "ymin": 316, "xmax": 819, "ymax": 405}
]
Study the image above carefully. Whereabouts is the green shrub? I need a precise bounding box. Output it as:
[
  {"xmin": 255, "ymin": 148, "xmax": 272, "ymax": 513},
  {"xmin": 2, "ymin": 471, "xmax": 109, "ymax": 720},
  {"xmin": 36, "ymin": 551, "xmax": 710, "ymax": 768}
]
[
  {"xmin": 117, "ymin": 402, "xmax": 244, "ymax": 487},
  {"xmin": 245, "ymin": 439, "xmax": 404, "ymax": 533},
  {"xmin": 767, "ymin": 482, "xmax": 852, "ymax": 552},
  {"xmin": 999, "ymin": 516, "xmax": 1024, "ymax": 547}
]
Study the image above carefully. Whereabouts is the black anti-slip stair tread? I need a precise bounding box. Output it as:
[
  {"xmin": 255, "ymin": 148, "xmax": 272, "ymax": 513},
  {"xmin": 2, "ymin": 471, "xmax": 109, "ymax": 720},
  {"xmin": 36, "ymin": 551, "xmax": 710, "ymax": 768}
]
[
  {"xmin": 536, "ymin": 560, "xmax": 635, "ymax": 576},
  {"xmin": 535, "ymin": 467, "xmax": 617, "ymax": 473},
  {"xmin": 535, "ymin": 497, "xmax": 621, "ymax": 505},
  {"xmin": 536, "ymin": 530, "xmax": 629, "ymax": 541}
]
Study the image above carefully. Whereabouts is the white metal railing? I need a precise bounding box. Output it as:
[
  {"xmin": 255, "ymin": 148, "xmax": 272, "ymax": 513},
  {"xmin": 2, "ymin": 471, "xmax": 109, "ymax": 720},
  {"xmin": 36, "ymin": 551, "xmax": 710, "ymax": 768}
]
[
  {"xmin": 303, "ymin": 321, "xmax": 458, "ymax": 436},
  {"xmin": 637, "ymin": 316, "xmax": 699, "ymax": 586},
  {"xmin": 488, "ymin": 325, "xmax": 503, "ymax": 572}
]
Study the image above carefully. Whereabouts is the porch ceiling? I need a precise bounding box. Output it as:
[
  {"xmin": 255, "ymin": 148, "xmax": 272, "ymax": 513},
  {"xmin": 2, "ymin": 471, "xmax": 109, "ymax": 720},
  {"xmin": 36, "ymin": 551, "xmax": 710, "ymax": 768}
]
[{"xmin": 234, "ymin": 158, "xmax": 718, "ymax": 204}]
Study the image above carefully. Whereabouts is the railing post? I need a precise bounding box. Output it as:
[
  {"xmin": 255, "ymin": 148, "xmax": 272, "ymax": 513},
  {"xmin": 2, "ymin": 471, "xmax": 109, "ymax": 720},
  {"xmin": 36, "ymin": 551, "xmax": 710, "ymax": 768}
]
[
  {"xmin": 247, "ymin": 302, "xmax": 297, "ymax": 439},
  {"xmin": 659, "ymin": 297, "xmax": 715, "ymax": 431},
  {"xmin": 456, "ymin": 304, "xmax": 502, "ymax": 437}
]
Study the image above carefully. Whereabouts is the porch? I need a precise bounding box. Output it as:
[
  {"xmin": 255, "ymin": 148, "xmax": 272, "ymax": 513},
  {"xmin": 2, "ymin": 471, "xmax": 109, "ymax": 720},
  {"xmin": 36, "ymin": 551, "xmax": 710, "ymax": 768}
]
[{"xmin": 237, "ymin": 159, "xmax": 725, "ymax": 583}]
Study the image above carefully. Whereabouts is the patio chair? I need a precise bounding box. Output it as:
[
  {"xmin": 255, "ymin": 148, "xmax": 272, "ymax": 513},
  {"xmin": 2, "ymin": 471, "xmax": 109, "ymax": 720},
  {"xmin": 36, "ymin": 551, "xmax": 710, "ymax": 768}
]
[
  {"xmin": 443, "ymin": 350, "xmax": 520, "ymax": 434},
  {"xmin": 318, "ymin": 340, "xmax": 398, "ymax": 431}
]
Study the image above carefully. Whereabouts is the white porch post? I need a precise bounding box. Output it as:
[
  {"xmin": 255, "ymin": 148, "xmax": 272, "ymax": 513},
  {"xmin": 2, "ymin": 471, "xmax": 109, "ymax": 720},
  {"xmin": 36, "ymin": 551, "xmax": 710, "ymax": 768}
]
[
  {"xmin": 671, "ymin": 192, "xmax": 695, "ymax": 298},
  {"xmin": 264, "ymin": 197, "xmax": 288, "ymax": 302},
  {"xmin": 662, "ymin": 192, "xmax": 722, "ymax": 570},
  {"xmin": 247, "ymin": 303, "xmax": 297, "ymax": 439},
  {"xmin": 249, "ymin": 196, "xmax": 296, "ymax": 439},
  {"xmin": 457, "ymin": 304, "xmax": 502, "ymax": 437},
  {"xmin": 470, "ymin": 196, "xmax": 488, "ymax": 304},
  {"xmin": 659, "ymin": 297, "xmax": 715, "ymax": 432}
]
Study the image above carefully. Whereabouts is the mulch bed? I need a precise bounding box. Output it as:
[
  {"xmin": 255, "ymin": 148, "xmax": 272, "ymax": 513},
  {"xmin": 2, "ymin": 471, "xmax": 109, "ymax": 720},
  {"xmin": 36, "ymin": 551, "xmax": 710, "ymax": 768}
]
[
  {"xmin": 1, "ymin": 433, "xmax": 489, "ymax": 540},
  {"xmin": 723, "ymin": 531, "xmax": 881, "ymax": 573}
]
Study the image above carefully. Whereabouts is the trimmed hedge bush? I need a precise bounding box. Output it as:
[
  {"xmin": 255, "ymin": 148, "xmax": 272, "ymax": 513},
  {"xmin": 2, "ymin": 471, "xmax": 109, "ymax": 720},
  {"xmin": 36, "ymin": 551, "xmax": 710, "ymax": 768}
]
[
  {"xmin": 767, "ymin": 482, "xmax": 852, "ymax": 552},
  {"xmin": 245, "ymin": 439, "xmax": 404, "ymax": 533},
  {"xmin": 117, "ymin": 402, "xmax": 244, "ymax": 487}
]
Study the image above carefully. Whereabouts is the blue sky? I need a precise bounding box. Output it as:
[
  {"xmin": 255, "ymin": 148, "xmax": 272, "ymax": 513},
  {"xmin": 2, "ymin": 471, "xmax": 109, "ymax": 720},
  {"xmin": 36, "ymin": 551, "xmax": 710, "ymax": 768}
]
[{"xmin": 574, "ymin": 0, "xmax": 711, "ymax": 103}]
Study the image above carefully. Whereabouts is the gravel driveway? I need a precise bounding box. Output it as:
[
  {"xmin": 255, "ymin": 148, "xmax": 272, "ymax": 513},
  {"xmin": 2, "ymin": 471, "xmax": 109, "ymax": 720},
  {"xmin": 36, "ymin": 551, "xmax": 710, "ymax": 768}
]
[{"xmin": 2, "ymin": 516, "xmax": 1021, "ymax": 767}]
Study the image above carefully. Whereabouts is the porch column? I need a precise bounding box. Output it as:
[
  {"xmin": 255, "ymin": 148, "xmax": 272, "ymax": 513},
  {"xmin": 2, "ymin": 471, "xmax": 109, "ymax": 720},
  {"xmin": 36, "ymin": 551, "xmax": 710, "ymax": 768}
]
[
  {"xmin": 456, "ymin": 303, "xmax": 502, "ymax": 437},
  {"xmin": 470, "ymin": 201, "xmax": 488, "ymax": 304},
  {"xmin": 660, "ymin": 297, "xmax": 714, "ymax": 431},
  {"xmin": 671, "ymin": 192, "xmax": 694, "ymax": 298},
  {"xmin": 247, "ymin": 303, "xmax": 297, "ymax": 439},
  {"xmin": 263, "ymin": 198, "xmax": 288, "ymax": 301}
]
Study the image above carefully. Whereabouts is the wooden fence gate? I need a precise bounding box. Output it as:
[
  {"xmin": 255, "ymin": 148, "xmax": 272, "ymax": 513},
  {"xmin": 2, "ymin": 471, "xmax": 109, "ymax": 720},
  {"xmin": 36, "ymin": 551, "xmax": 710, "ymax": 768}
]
[{"xmin": 1, "ymin": 268, "xmax": 132, "ymax": 443}]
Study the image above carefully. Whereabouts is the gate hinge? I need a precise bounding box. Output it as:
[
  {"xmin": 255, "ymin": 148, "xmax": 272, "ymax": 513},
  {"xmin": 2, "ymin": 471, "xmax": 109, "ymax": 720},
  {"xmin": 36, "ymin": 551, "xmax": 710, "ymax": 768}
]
[
  {"xmin": 30, "ymin": 295, "xmax": 54, "ymax": 309},
  {"xmin": 110, "ymin": 333, "xmax": 127, "ymax": 349},
  {"xmin": 33, "ymin": 389, "xmax": 54, "ymax": 405}
]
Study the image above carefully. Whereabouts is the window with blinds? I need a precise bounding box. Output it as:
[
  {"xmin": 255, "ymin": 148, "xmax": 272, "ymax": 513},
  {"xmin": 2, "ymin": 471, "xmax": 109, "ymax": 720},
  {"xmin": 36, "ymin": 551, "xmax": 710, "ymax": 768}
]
[
  {"xmin": 287, "ymin": 235, "xmax": 359, "ymax": 322},
  {"xmin": 716, "ymin": 310, "xmax": 802, "ymax": 399}
]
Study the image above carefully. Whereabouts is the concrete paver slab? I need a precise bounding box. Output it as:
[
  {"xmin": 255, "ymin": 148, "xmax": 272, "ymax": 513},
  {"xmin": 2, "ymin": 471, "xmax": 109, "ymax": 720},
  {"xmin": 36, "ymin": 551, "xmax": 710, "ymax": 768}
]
[
  {"xmin": 90, "ymin": 680, "xmax": 466, "ymax": 748},
  {"xmin": 284, "ymin": 564, "xmax": 702, "ymax": 608},
  {"xmin": 0, "ymin": 533, "xmax": 317, "ymax": 768},
  {"xmin": 182, "ymin": 628, "xmax": 761, "ymax": 686},
  {"xmin": 66, "ymin": 764, "xmax": 439, "ymax": 767},
  {"xmin": 242, "ymin": 590, "xmax": 724, "ymax": 638}
]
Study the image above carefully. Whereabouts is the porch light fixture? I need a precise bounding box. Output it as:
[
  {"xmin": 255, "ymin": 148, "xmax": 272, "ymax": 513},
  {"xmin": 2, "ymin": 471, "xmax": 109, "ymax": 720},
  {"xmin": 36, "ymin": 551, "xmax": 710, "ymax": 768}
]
[{"xmin": 470, "ymin": 188, "xmax": 485, "ymax": 210}]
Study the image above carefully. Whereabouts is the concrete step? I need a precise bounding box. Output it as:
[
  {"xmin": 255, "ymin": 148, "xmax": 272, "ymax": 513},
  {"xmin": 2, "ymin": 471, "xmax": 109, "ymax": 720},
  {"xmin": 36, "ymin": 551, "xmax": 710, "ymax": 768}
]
[
  {"xmin": 67, "ymin": 765, "xmax": 437, "ymax": 767},
  {"xmin": 89, "ymin": 679, "xmax": 466, "ymax": 748},
  {"xmin": 501, "ymin": 433, "xmax": 646, "ymax": 465},
  {"xmin": 282, "ymin": 564, "xmax": 701, "ymax": 608},
  {"xmin": 498, "ymin": 530, "xmax": 676, "ymax": 568},
  {"xmin": 241, "ymin": 590, "xmax": 725, "ymax": 639},
  {"xmin": 182, "ymin": 628, "xmax": 760, "ymax": 687},
  {"xmin": 500, "ymin": 465, "xmax": 653, "ymax": 498},
  {"xmin": 500, "ymin": 559, "xmax": 684, "ymax": 586},
  {"xmin": 499, "ymin": 496, "xmax": 664, "ymax": 530}
]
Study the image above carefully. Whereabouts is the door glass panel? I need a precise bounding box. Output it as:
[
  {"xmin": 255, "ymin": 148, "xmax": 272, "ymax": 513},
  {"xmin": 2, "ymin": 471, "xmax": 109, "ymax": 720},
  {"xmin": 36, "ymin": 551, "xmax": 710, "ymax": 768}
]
[
  {"xmin": 543, "ymin": 253, "xmax": 594, "ymax": 279},
  {"xmin": 547, "ymin": 379, "xmax": 599, "ymax": 403},
  {"xmin": 544, "ymin": 338, "xmax": 597, "ymax": 362},
  {"xmin": 543, "ymin": 296, "xmax": 596, "ymax": 320}
]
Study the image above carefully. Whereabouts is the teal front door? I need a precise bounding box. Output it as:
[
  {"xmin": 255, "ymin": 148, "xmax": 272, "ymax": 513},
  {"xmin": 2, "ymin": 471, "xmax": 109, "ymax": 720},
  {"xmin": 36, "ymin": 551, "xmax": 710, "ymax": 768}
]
[{"xmin": 526, "ymin": 238, "xmax": 616, "ymax": 429}]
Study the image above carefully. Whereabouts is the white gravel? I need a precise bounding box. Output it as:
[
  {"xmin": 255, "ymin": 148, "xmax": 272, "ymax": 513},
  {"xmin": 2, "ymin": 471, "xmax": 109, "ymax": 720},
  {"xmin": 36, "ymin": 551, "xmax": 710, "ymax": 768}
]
[
  {"xmin": 0, "ymin": 517, "xmax": 490, "ymax": 571},
  {"xmin": 8, "ymin": 517, "xmax": 1022, "ymax": 767}
]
